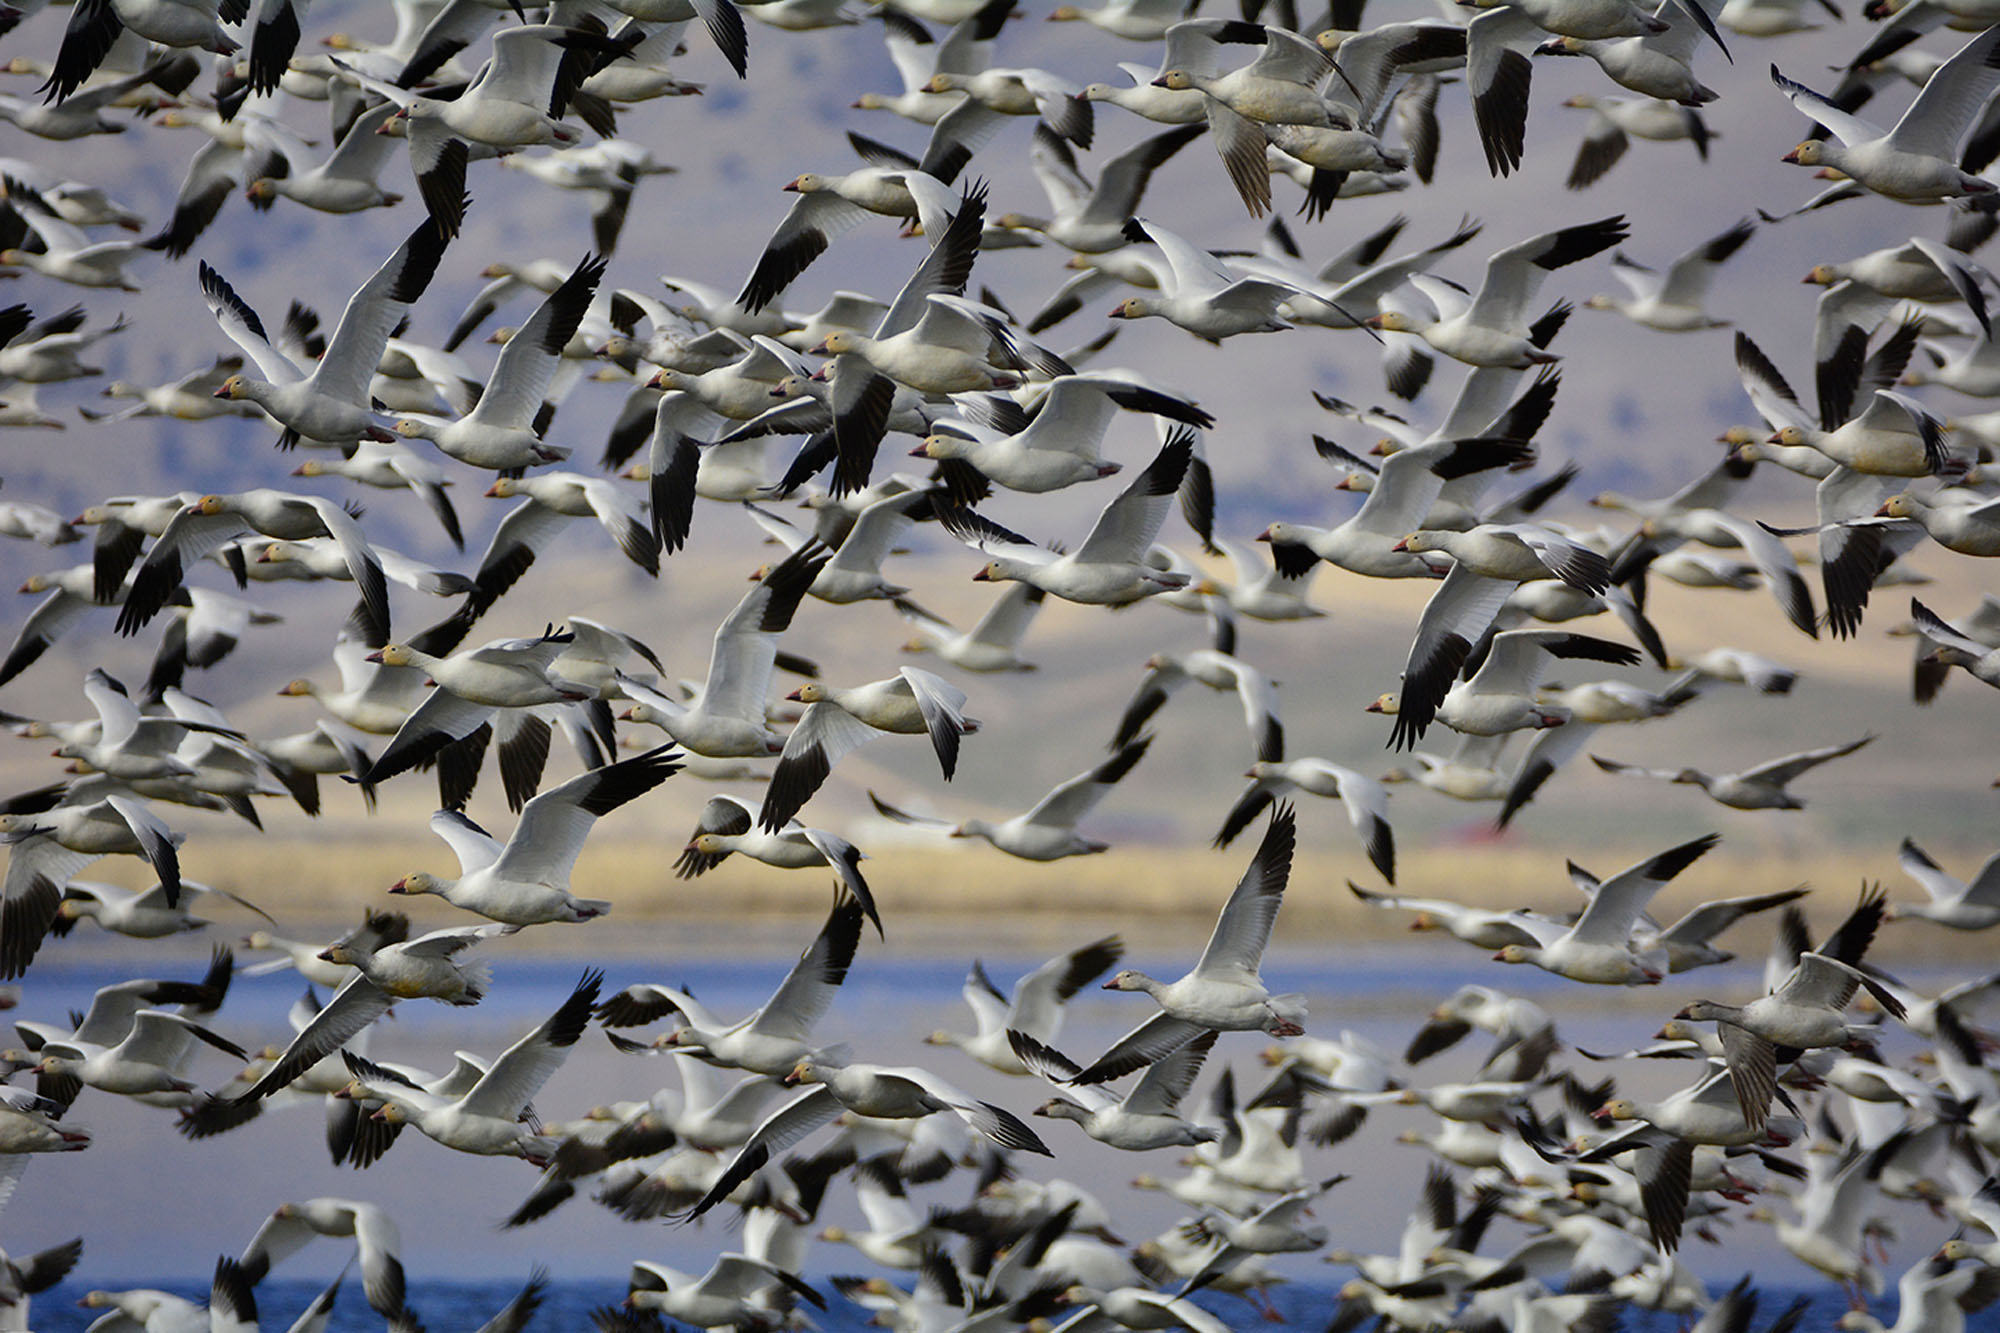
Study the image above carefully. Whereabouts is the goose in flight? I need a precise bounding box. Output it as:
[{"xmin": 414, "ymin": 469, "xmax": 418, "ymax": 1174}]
[
  {"xmin": 0, "ymin": 787, "xmax": 184, "ymax": 978},
  {"xmin": 868, "ymin": 735, "xmax": 1151, "ymax": 862},
  {"xmin": 1070, "ymin": 805, "xmax": 1302, "ymax": 1085},
  {"xmin": 675, "ymin": 794, "xmax": 881, "ymax": 934},
  {"xmin": 1772, "ymin": 23, "xmax": 2000, "ymax": 201},
  {"xmin": 388, "ymin": 746, "xmax": 681, "ymax": 924},
  {"xmin": 597, "ymin": 896, "xmax": 865, "ymax": 1077},
  {"xmin": 1368, "ymin": 217, "xmax": 1628, "ymax": 367},
  {"xmin": 202, "ymin": 215, "xmax": 453, "ymax": 451},
  {"xmin": 1014, "ymin": 1028, "xmax": 1220, "ymax": 1150},
  {"xmin": 925, "ymin": 936, "xmax": 1125, "ymax": 1073},
  {"xmin": 392, "ymin": 253, "xmax": 606, "ymax": 472},
  {"xmin": 610, "ymin": 543, "xmax": 828, "ymax": 758},
  {"xmin": 679, "ymin": 1049, "xmax": 1051, "ymax": 1221},
  {"xmin": 1492, "ymin": 832, "xmax": 1720, "ymax": 984},
  {"xmin": 348, "ymin": 970, "xmax": 602, "ymax": 1164},
  {"xmin": 938, "ymin": 431, "xmax": 1196, "ymax": 604},
  {"xmin": 758, "ymin": 666, "xmax": 978, "ymax": 831},
  {"xmin": 1590, "ymin": 734, "xmax": 1872, "ymax": 809},
  {"xmin": 1216, "ymin": 757, "xmax": 1394, "ymax": 884},
  {"xmin": 894, "ymin": 582, "xmax": 1045, "ymax": 672},
  {"xmin": 226, "ymin": 923, "xmax": 514, "ymax": 1105},
  {"xmin": 1381, "ymin": 529, "xmax": 1615, "ymax": 748},
  {"xmin": 239, "ymin": 1197, "xmax": 406, "ymax": 1319},
  {"xmin": 1890, "ymin": 836, "xmax": 2000, "ymax": 929}
]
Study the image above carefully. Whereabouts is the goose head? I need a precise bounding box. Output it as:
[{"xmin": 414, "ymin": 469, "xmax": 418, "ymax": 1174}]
[{"xmin": 388, "ymin": 871, "xmax": 446, "ymax": 897}]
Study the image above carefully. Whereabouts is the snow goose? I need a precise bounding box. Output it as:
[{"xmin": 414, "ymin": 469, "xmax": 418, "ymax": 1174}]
[
  {"xmin": 894, "ymin": 582, "xmax": 1045, "ymax": 671},
  {"xmin": 394, "ymin": 254, "xmax": 604, "ymax": 471},
  {"xmin": 1590, "ymin": 733, "xmax": 1872, "ymax": 809},
  {"xmin": 1211, "ymin": 538, "xmax": 1321, "ymax": 620},
  {"xmin": 33, "ymin": 1006, "xmax": 247, "ymax": 1105},
  {"xmin": 611, "ymin": 544, "xmax": 826, "ymax": 757},
  {"xmin": 1368, "ymin": 216, "xmax": 1628, "ymax": 367},
  {"xmin": 1561, "ymin": 94, "xmax": 1712, "ymax": 189},
  {"xmin": 599, "ymin": 897, "xmax": 864, "ymax": 1076},
  {"xmin": 1216, "ymin": 758, "xmax": 1393, "ymax": 883},
  {"xmin": 40, "ymin": 0, "xmax": 238, "ymax": 103},
  {"xmin": 732, "ymin": 125, "xmax": 971, "ymax": 313},
  {"xmin": 1375, "ymin": 628, "xmax": 1641, "ymax": 749},
  {"xmin": 331, "ymin": 25, "xmax": 604, "ymax": 234},
  {"xmin": 1493, "ymin": 833, "xmax": 1717, "ymax": 984},
  {"xmin": 938, "ymin": 431, "xmax": 1195, "ymax": 604},
  {"xmin": 1911, "ymin": 595, "xmax": 2000, "ymax": 688},
  {"xmin": 1537, "ymin": 0, "xmax": 1724, "ymax": 103},
  {"xmin": 1584, "ymin": 216, "xmax": 1754, "ymax": 331},
  {"xmin": 1049, "ymin": 0, "xmax": 1192, "ymax": 39},
  {"xmin": 870, "ymin": 736, "xmax": 1151, "ymax": 861},
  {"xmin": 1070, "ymin": 805, "xmax": 1301, "ymax": 1085},
  {"xmin": 0, "ymin": 789, "xmax": 183, "ymax": 976},
  {"xmin": 52, "ymin": 878, "xmax": 267, "ymax": 941},
  {"xmin": 1110, "ymin": 619, "xmax": 1282, "ymax": 763},
  {"xmin": 1669, "ymin": 646, "xmax": 1798, "ymax": 694},
  {"xmin": 1015, "ymin": 1028, "xmax": 1220, "ymax": 1150},
  {"xmin": 626, "ymin": 1254, "xmax": 824, "ymax": 1328},
  {"xmin": 1381, "ymin": 529, "xmax": 1614, "ymax": 747},
  {"xmin": 204, "ymin": 215, "xmax": 452, "ymax": 451},
  {"xmin": 239, "ymin": 1198, "xmax": 405, "ymax": 1318},
  {"xmin": 748, "ymin": 488, "xmax": 935, "ymax": 604},
  {"xmin": 240, "ymin": 910, "xmax": 410, "ymax": 988},
  {"xmin": 389, "ymin": 746, "xmax": 681, "ymax": 924},
  {"xmin": 759, "ymin": 665, "xmax": 977, "ymax": 830},
  {"xmin": 1877, "ymin": 490, "xmax": 2000, "ymax": 557},
  {"xmin": 1890, "ymin": 836, "xmax": 2000, "ymax": 928},
  {"xmin": 926, "ymin": 65, "xmax": 1092, "ymax": 147},
  {"xmin": 1000, "ymin": 122, "xmax": 1203, "ymax": 254},
  {"xmin": 1838, "ymin": 1254, "xmax": 2000, "ymax": 1332},
  {"xmin": 1258, "ymin": 437, "xmax": 1533, "ymax": 580},
  {"xmin": 358, "ymin": 626, "xmax": 596, "ymax": 791},
  {"xmin": 472, "ymin": 470, "xmax": 658, "ymax": 610},
  {"xmin": 1348, "ymin": 886, "xmax": 1546, "ymax": 948},
  {"xmin": 358, "ymin": 970, "xmax": 600, "ymax": 1163},
  {"xmin": 1108, "ymin": 217, "xmax": 1299, "ymax": 340},
  {"xmin": 919, "ymin": 373, "xmax": 1210, "ymax": 493},
  {"xmin": 1680, "ymin": 949, "xmax": 1905, "ymax": 1129},
  {"xmin": 0, "ymin": 181, "xmax": 147, "ymax": 291},
  {"xmin": 923, "ymin": 937, "xmax": 1123, "ymax": 1071},
  {"xmin": 292, "ymin": 440, "xmax": 461, "ymax": 549},
  {"xmin": 681, "ymin": 1051, "xmax": 1050, "ymax": 1220},
  {"xmin": 850, "ymin": 6, "xmax": 996, "ymax": 124},
  {"xmin": 1773, "ymin": 23, "xmax": 2000, "ymax": 201},
  {"xmin": 676, "ymin": 794, "xmax": 880, "ymax": 932},
  {"xmin": 1078, "ymin": 64, "xmax": 1207, "ymax": 124},
  {"xmin": 230, "ymin": 923, "xmax": 513, "ymax": 1103}
]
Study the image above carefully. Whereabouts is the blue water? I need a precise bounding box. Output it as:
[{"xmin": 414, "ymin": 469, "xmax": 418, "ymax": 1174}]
[{"xmin": 17, "ymin": 1276, "xmax": 1980, "ymax": 1331}]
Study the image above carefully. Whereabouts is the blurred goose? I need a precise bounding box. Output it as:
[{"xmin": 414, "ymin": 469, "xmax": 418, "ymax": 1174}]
[
  {"xmin": 626, "ymin": 1254, "xmax": 824, "ymax": 1328},
  {"xmin": 0, "ymin": 790, "xmax": 183, "ymax": 977},
  {"xmin": 52, "ymin": 879, "xmax": 266, "ymax": 941},
  {"xmin": 239, "ymin": 1198, "xmax": 406, "ymax": 1318},
  {"xmin": 1584, "ymin": 217, "xmax": 1754, "ymax": 331},
  {"xmin": 870, "ymin": 736, "xmax": 1151, "ymax": 861},
  {"xmin": 1561, "ymin": 94, "xmax": 1712, "ymax": 189},
  {"xmin": 1891, "ymin": 836, "xmax": 2000, "ymax": 928},
  {"xmin": 682, "ymin": 1050, "xmax": 1051, "ymax": 1220},
  {"xmin": 1109, "ymin": 217, "xmax": 1299, "ymax": 340},
  {"xmin": 925, "ymin": 936, "xmax": 1124, "ymax": 1072},
  {"xmin": 1590, "ymin": 734, "xmax": 1872, "ymax": 808},
  {"xmin": 1911, "ymin": 596, "xmax": 2000, "ymax": 689},
  {"xmin": 1216, "ymin": 758, "xmax": 1394, "ymax": 883},
  {"xmin": 1070, "ymin": 806, "xmax": 1301, "ymax": 1085},
  {"xmin": 388, "ymin": 747, "xmax": 681, "ymax": 924},
  {"xmin": 919, "ymin": 374, "xmax": 1210, "ymax": 493},
  {"xmin": 0, "ymin": 182, "xmax": 147, "ymax": 290},
  {"xmin": 894, "ymin": 583, "xmax": 1045, "ymax": 671}
]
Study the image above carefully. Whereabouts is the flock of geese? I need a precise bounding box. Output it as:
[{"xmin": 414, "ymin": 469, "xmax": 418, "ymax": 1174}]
[{"xmin": 2, "ymin": 0, "xmax": 2000, "ymax": 1327}]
